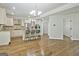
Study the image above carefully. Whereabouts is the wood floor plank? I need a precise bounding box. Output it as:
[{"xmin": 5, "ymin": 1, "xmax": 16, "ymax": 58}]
[{"xmin": 0, "ymin": 35, "xmax": 79, "ymax": 56}]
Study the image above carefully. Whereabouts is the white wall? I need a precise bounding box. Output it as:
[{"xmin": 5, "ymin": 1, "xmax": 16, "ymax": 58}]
[
  {"xmin": 48, "ymin": 15, "xmax": 63, "ymax": 39},
  {"xmin": 43, "ymin": 17, "xmax": 49, "ymax": 34},
  {"xmin": 49, "ymin": 13, "xmax": 79, "ymax": 40}
]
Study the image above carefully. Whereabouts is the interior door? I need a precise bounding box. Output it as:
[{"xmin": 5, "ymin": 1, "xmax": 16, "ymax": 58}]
[{"xmin": 64, "ymin": 16, "xmax": 72, "ymax": 37}]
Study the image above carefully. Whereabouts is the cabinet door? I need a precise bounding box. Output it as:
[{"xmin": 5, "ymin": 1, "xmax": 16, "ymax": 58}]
[
  {"xmin": 0, "ymin": 8, "xmax": 5, "ymax": 24},
  {"xmin": 0, "ymin": 12, "xmax": 3, "ymax": 24},
  {"xmin": 11, "ymin": 30, "xmax": 23, "ymax": 37},
  {"xmin": 9, "ymin": 18, "xmax": 13, "ymax": 26},
  {"xmin": 21, "ymin": 19, "xmax": 25, "ymax": 26},
  {"xmin": 5, "ymin": 17, "xmax": 13, "ymax": 26},
  {"xmin": 0, "ymin": 31, "xmax": 10, "ymax": 45}
]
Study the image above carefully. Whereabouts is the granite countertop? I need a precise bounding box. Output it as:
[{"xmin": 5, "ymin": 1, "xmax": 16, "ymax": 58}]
[{"xmin": 0, "ymin": 31, "xmax": 10, "ymax": 33}]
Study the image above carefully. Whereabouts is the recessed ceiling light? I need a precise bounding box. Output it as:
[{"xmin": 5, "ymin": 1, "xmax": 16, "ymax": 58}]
[{"xmin": 12, "ymin": 6, "xmax": 16, "ymax": 10}]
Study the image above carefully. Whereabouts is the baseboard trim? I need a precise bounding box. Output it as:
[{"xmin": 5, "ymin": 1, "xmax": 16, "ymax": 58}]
[
  {"xmin": 49, "ymin": 37, "xmax": 63, "ymax": 40},
  {"xmin": 11, "ymin": 36, "xmax": 22, "ymax": 39},
  {"xmin": 71, "ymin": 38, "xmax": 79, "ymax": 40}
]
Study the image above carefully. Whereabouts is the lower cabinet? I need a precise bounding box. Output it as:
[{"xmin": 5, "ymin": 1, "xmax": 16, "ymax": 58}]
[
  {"xmin": 11, "ymin": 30, "xmax": 23, "ymax": 38},
  {"xmin": 0, "ymin": 31, "xmax": 10, "ymax": 45}
]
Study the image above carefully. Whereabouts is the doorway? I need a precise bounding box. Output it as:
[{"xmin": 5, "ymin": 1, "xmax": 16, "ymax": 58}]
[{"xmin": 63, "ymin": 16, "xmax": 72, "ymax": 40}]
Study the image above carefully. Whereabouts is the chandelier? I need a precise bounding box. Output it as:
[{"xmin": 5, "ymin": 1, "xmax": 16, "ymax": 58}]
[
  {"xmin": 30, "ymin": 10, "xmax": 42, "ymax": 16},
  {"xmin": 29, "ymin": 4, "xmax": 42, "ymax": 17}
]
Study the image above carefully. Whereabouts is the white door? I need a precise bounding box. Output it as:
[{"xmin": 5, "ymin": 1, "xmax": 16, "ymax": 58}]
[{"xmin": 64, "ymin": 16, "xmax": 72, "ymax": 37}]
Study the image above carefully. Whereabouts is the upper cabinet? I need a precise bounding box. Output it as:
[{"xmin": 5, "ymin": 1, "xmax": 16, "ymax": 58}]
[
  {"xmin": 5, "ymin": 17, "xmax": 14, "ymax": 26},
  {"xmin": 0, "ymin": 8, "xmax": 6, "ymax": 24},
  {"xmin": 21, "ymin": 19, "xmax": 25, "ymax": 26},
  {"xmin": 13, "ymin": 19, "xmax": 25, "ymax": 26},
  {"xmin": 13, "ymin": 19, "xmax": 21, "ymax": 25}
]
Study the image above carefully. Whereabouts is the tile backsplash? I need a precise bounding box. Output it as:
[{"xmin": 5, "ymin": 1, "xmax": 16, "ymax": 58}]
[{"xmin": 3, "ymin": 25, "xmax": 25, "ymax": 30}]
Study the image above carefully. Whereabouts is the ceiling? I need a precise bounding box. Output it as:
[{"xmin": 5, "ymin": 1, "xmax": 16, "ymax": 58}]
[
  {"xmin": 0, "ymin": 3, "xmax": 66, "ymax": 17},
  {"xmin": 56, "ymin": 5, "xmax": 79, "ymax": 15}
]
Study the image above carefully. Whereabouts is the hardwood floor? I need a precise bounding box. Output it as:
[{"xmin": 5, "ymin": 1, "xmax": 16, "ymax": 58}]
[{"xmin": 0, "ymin": 35, "xmax": 79, "ymax": 56}]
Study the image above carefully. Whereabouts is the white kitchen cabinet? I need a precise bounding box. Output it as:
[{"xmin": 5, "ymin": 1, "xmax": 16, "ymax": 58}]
[
  {"xmin": 21, "ymin": 19, "xmax": 25, "ymax": 26},
  {"xmin": 13, "ymin": 19, "xmax": 21, "ymax": 25},
  {"xmin": 11, "ymin": 30, "xmax": 23, "ymax": 37},
  {"xmin": 0, "ymin": 8, "xmax": 6, "ymax": 24},
  {"xmin": 0, "ymin": 31, "xmax": 10, "ymax": 45},
  {"xmin": 5, "ymin": 17, "xmax": 13, "ymax": 26}
]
